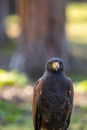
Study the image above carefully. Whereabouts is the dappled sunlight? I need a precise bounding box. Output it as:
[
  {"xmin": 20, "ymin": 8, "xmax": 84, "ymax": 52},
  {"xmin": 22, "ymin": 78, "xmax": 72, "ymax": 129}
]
[
  {"xmin": 66, "ymin": 2, "xmax": 87, "ymax": 23},
  {"xmin": 67, "ymin": 9, "xmax": 87, "ymax": 20},
  {"xmin": 4, "ymin": 15, "xmax": 21, "ymax": 38},
  {"xmin": 5, "ymin": 22, "xmax": 21, "ymax": 38},
  {"xmin": 74, "ymin": 80, "xmax": 87, "ymax": 106},
  {"xmin": 66, "ymin": 23, "xmax": 87, "ymax": 44},
  {"xmin": 66, "ymin": 2, "xmax": 87, "ymax": 44},
  {"xmin": 75, "ymin": 80, "xmax": 87, "ymax": 92},
  {"xmin": 0, "ymin": 69, "xmax": 29, "ymax": 87}
]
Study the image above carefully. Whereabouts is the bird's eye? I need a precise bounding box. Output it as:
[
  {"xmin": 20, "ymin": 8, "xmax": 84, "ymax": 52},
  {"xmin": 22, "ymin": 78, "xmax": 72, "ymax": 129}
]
[{"xmin": 50, "ymin": 62, "xmax": 52, "ymax": 65}]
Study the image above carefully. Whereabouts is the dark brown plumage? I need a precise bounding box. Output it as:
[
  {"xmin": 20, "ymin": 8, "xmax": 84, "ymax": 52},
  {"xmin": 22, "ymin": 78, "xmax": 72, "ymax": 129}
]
[{"xmin": 32, "ymin": 58, "xmax": 74, "ymax": 130}]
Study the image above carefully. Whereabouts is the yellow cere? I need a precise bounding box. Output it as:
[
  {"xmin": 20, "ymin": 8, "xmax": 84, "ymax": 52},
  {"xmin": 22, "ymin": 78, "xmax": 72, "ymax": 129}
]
[{"xmin": 52, "ymin": 62, "xmax": 60, "ymax": 70}]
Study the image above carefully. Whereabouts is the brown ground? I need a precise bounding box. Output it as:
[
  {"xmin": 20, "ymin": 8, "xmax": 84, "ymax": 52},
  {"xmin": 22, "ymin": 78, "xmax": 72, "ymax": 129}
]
[{"xmin": 0, "ymin": 86, "xmax": 87, "ymax": 106}]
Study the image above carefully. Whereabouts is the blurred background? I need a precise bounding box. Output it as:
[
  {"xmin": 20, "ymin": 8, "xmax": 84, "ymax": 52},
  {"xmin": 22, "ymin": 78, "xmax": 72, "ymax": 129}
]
[{"xmin": 0, "ymin": 0, "xmax": 87, "ymax": 130}]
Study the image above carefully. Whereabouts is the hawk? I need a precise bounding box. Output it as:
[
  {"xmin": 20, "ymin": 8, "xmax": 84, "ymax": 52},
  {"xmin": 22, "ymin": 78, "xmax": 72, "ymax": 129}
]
[{"xmin": 32, "ymin": 58, "xmax": 74, "ymax": 130}]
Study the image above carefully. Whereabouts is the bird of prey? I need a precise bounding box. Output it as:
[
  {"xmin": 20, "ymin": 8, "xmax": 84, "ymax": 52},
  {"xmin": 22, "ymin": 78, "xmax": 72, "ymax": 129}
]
[{"xmin": 32, "ymin": 58, "xmax": 74, "ymax": 130}]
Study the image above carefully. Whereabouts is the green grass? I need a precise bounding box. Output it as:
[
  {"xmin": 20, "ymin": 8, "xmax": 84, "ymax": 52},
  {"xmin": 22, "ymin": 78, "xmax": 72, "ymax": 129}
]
[
  {"xmin": 0, "ymin": 119, "xmax": 33, "ymax": 130},
  {"xmin": 69, "ymin": 106, "xmax": 87, "ymax": 130},
  {"xmin": 67, "ymin": 73, "xmax": 87, "ymax": 82},
  {"xmin": 0, "ymin": 100, "xmax": 33, "ymax": 130},
  {"xmin": 0, "ymin": 101, "xmax": 87, "ymax": 130}
]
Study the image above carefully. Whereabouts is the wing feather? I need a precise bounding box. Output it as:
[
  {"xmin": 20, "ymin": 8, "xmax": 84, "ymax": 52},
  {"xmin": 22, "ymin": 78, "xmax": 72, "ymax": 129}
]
[
  {"xmin": 65, "ymin": 78, "xmax": 74, "ymax": 129},
  {"xmin": 67, "ymin": 78, "xmax": 74, "ymax": 106},
  {"xmin": 32, "ymin": 79, "xmax": 42, "ymax": 130}
]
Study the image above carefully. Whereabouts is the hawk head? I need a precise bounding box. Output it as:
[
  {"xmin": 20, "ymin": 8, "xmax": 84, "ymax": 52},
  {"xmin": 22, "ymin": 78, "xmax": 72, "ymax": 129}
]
[{"xmin": 45, "ymin": 58, "xmax": 64, "ymax": 73}]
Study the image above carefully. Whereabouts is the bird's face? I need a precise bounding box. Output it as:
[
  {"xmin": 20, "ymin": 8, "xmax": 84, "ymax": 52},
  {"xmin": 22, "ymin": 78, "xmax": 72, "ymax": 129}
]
[{"xmin": 46, "ymin": 58, "xmax": 64, "ymax": 73}]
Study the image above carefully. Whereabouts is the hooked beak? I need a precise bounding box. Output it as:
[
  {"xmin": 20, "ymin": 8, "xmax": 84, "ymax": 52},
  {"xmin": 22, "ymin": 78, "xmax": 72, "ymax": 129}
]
[{"xmin": 52, "ymin": 62, "xmax": 60, "ymax": 71}]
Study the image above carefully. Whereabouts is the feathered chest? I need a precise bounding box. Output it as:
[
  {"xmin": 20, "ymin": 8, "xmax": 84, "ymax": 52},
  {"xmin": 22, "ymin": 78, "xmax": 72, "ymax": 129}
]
[{"xmin": 40, "ymin": 74, "xmax": 68, "ymax": 109}]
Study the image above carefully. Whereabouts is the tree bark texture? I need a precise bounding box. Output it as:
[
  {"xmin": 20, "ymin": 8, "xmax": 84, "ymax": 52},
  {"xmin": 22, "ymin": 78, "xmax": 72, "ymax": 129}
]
[{"xmin": 15, "ymin": 0, "xmax": 68, "ymax": 79}]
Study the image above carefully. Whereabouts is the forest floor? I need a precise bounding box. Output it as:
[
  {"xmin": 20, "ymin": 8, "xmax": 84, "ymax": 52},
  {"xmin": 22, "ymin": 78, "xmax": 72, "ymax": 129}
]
[
  {"xmin": 0, "ymin": 86, "xmax": 87, "ymax": 106},
  {"xmin": 0, "ymin": 86, "xmax": 87, "ymax": 130}
]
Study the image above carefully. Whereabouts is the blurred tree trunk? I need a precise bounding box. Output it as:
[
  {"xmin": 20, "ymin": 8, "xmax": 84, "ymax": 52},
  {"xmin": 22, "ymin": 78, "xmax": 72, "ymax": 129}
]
[
  {"xmin": 10, "ymin": 0, "xmax": 68, "ymax": 80},
  {"xmin": 0, "ymin": 0, "xmax": 8, "ymax": 46}
]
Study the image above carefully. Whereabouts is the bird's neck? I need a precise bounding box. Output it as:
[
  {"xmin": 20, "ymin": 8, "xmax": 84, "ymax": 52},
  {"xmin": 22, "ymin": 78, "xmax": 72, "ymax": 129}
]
[{"xmin": 44, "ymin": 70, "xmax": 64, "ymax": 77}]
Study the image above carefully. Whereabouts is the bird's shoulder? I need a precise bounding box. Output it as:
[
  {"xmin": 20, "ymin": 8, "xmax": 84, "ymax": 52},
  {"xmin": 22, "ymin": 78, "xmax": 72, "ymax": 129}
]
[
  {"xmin": 66, "ymin": 76, "xmax": 74, "ymax": 94},
  {"xmin": 33, "ymin": 78, "xmax": 42, "ymax": 95},
  {"xmin": 65, "ymin": 76, "xmax": 74, "ymax": 107}
]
